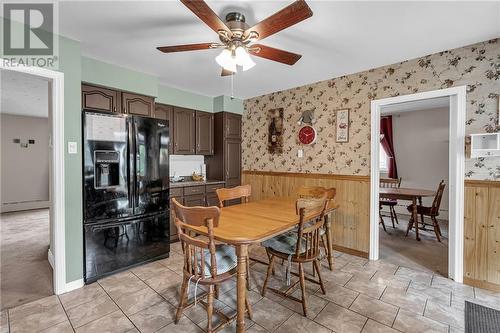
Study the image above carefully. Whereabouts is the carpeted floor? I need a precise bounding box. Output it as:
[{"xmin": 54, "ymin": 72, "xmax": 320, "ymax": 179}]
[
  {"xmin": 0, "ymin": 209, "xmax": 53, "ymax": 310},
  {"xmin": 379, "ymin": 213, "xmax": 449, "ymax": 276}
]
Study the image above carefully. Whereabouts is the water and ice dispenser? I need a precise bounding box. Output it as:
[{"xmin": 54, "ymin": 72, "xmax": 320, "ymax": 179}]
[{"xmin": 94, "ymin": 151, "xmax": 120, "ymax": 189}]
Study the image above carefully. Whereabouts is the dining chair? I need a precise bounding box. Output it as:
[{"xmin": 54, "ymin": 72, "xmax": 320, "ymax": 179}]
[
  {"xmin": 171, "ymin": 198, "xmax": 252, "ymax": 333},
  {"xmin": 379, "ymin": 178, "xmax": 402, "ymax": 229},
  {"xmin": 215, "ymin": 184, "xmax": 256, "ymax": 289},
  {"xmin": 261, "ymin": 196, "xmax": 328, "ymax": 317},
  {"xmin": 215, "ymin": 184, "xmax": 251, "ymax": 207},
  {"xmin": 295, "ymin": 186, "xmax": 337, "ymax": 270},
  {"xmin": 406, "ymin": 180, "xmax": 446, "ymax": 242}
]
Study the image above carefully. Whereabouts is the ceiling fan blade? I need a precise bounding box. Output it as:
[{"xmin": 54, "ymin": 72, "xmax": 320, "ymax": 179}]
[
  {"xmin": 244, "ymin": 0, "xmax": 313, "ymax": 41},
  {"xmin": 157, "ymin": 43, "xmax": 214, "ymax": 53},
  {"xmin": 249, "ymin": 44, "xmax": 302, "ymax": 65},
  {"xmin": 221, "ymin": 68, "xmax": 235, "ymax": 76},
  {"xmin": 181, "ymin": 0, "xmax": 231, "ymax": 35}
]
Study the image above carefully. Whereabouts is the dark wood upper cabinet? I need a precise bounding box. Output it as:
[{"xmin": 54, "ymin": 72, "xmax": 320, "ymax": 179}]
[
  {"xmin": 122, "ymin": 92, "xmax": 154, "ymax": 116},
  {"xmin": 81, "ymin": 84, "xmax": 120, "ymax": 113},
  {"xmin": 196, "ymin": 111, "xmax": 214, "ymax": 155},
  {"xmin": 173, "ymin": 107, "xmax": 196, "ymax": 154},
  {"xmin": 225, "ymin": 112, "xmax": 242, "ymax": 139},
  {"xmin": 155, "ymin": 104, "xmax": 173, "ymax": 153}
]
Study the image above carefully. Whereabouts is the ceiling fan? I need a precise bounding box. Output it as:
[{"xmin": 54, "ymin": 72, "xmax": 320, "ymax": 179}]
[{"xmin": 157, "ymin": 0, "xmax": 313, "ymax": 76}]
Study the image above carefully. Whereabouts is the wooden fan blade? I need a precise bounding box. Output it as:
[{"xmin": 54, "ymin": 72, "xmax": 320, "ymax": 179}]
[
  {"xmin": 249, "ymin": 44, "xmax": 302, "ymax": 65},
  {"xmin": 157, "ymin": 43, "xmax": 214, "ymax": 53},
  {"xmin": 181, "ymin": 0, "xmax": 231, "ymax": 35},
  {"xmin": 221, "ymin": 68, "xmax": 235, "ymax": 76},
  {"xmin": 244, "ymin": 0, "xmax": 313, "ymax": 41}
]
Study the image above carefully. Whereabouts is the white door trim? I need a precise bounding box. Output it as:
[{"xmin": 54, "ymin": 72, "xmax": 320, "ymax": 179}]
[
  {"xmin": 369, "ymin": 86, "xmax": 466, "ymax": 283},
  {"xmin": 0, "ymin": 64, "xmax": 71, "ymax": 293}
]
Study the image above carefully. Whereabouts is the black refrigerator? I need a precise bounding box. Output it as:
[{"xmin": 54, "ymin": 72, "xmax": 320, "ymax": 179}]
[{"xmin": 82, "ymin": 110, "xmax": 170, "ymax": 283}]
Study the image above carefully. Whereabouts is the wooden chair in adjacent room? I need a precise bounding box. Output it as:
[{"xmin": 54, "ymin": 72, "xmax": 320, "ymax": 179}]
[
  {"xmin": 296, "ymin": 186, "xmax": 337, "ymax": 270},
  {"xmin": 406, "ymin": 180, "xmax": 446, "ymax": 242},
  {"xmin": 261, "ymin": 196, "xmax": 328, "ymax": 317},
  {"xmin": 171, "ymin": 198, "xmax": 252, "ymax": 333},
  {"xmin": 215, "ymin": 184, "xmax": 257, "ymax": 289},
  {"xmin": 379, "ymin": 178, "xmax": 402, "ymax": 229}
]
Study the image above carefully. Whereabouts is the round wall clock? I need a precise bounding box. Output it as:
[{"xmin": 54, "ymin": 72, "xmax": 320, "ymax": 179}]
[{"xmin": 298, "ymin": 125, "xmax": 317, "ymax": 145}]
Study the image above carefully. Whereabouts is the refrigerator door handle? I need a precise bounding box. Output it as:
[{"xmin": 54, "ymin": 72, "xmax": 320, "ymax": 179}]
[{"xmin": 128, "ymin": 118, "xmax": 135, "ymax": 210}]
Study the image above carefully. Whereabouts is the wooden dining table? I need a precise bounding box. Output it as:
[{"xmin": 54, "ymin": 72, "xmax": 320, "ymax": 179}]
[
  {"xmin": 379, "ymin": 187, "xmax": 435, "ymax": 241},
  {"xmin": 189, "ymin": 197, "xmax": 339, "ymax": 333}
]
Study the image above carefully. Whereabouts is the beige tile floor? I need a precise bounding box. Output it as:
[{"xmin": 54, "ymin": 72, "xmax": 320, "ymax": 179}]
[
  {"xmin": 1, "ymin": 209, "xmax": 53, "ymax": 310},
  {"xmin": 2, "ymin": 240, "xmax": 500, "ymax": 333}
]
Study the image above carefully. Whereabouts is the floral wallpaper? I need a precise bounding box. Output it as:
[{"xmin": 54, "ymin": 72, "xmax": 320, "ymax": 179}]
[{"xmin": 242, "ymin": 39, "xmax": 500, "ymax": 180}]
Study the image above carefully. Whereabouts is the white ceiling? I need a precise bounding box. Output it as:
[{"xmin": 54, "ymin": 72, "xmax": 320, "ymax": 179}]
[
  {"xmin": 1, "ymin": 70, "xmax": 49, "ymax": 118},
  {"xmin": 58, "ymin": 1, "xmax": 500, "ymax": 99},
  {"xmin": 382, "ymin": 97, "xmax": 450, "ymax": 114}
]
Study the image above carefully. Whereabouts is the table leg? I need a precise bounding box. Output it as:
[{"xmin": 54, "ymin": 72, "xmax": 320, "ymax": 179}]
[
  {"xmin": 236, "ymin": 244, "xmax": 248, "ymax": 333},
  {"xmin": 412, "ymin": 197, "xmax": 420, "ymax": 241},
  {"xmin": 324, "ymin": 214, "xmax": 334, "ymax": 271}
]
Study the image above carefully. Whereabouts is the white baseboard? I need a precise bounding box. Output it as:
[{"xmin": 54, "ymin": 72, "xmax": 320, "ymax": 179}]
[
  {"xmin": 47, "ymin": 249, "xmax": 54, "ymax": 269},
  {"xmin": 60, "ymin": 279, "xmax": 84, "ymax": 295}
]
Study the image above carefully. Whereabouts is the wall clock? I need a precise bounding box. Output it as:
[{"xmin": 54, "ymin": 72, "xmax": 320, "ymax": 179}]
[{"xmin": 298, "ymin": 125, "xmax": 317, "ymax": 145}]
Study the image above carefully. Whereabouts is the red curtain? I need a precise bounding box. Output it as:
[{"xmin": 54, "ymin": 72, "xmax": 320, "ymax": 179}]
[{"xmin": 380, "ymin": 116, "xmax": 398, "ymax": 179}]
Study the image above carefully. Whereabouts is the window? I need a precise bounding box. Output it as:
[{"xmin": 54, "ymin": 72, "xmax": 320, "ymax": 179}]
[{"xmin": 380, "ymin": 144, "xmax": 388, "ymax": 171}]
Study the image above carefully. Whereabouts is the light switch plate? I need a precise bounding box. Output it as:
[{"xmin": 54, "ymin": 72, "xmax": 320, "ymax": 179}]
[
  {"xmin": 68, "ymin": 142, "xmax": 78, "ymax": 154},
  {"xmin": 297, "ymin": 149, "xmax": 304, "ymax": 158}
]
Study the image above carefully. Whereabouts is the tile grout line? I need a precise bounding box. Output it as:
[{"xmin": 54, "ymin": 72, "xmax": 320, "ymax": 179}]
[
  {"xmin": 97, "ymin": 280, "xmax": 142, "ymax": 333},
  {"xmin": 57, "ymin": 295, "xmax": 77, "ymax": 333}
]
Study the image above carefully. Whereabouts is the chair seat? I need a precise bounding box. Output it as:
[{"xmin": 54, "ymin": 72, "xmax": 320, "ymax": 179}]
[
  {"xmin": 407, "ymin": 204, "xmax": 434, "ymax": 216},
  {"xmin": 380, "ymin": 199, "xmax": 398, "ymax": 206},
  {"xmin": 262, "ymin": 232, "xmax": 307, "ymax": 255},
  {"xmin": 196, "ymin": 244, "xmax": 237, "ymax": 277}
]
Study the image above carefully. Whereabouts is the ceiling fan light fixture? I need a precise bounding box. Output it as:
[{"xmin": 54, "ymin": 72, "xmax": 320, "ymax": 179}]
[
  {"xmin": 235, "ymin": 46, "xmax": 256, "ymax": 71},
  {"xmin": 216, "ymin": 48, "xmax": 236, "ymax": 72}
]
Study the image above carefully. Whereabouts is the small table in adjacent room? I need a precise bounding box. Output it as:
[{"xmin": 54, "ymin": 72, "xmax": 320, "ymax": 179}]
[{"xmin": 379, "ymin": 187, "xmax": 435, "ymax": 241}]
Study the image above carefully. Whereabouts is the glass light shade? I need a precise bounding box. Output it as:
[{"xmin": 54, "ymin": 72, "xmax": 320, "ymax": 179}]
[
  {"xmin": 216, "ymin": 49, "xmax": 237, "ymax": 73},
  {"xmin": 235, "ymin": 46, "xmax": 256, "ymax": 71}
]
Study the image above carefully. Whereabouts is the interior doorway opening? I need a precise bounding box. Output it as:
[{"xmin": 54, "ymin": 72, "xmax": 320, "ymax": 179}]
[
  {"xmin": 0, "ymin": 70, "xmax": 53, "ymax": 309},
  {"xmin": 377, "ymin": 98, "xmax": 450, "ymax": 276},
  {"xmin": 370, "ymin": 86, "xmax": 466, "ymax": 283}
]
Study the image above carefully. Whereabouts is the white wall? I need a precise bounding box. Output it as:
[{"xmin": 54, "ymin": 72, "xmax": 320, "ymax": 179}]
[
  {"xmin": 383, "ymin": 107, "xmax": 449, "ymax": 219},
  {"xmin": 1, "ymin": 114, "xmax": 50, "ymax": 212}
]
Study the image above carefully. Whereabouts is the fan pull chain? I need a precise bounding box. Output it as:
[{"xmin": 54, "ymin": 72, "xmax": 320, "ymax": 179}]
[{"xmin": 230, "ymin": 73, "xmax": 234, "ymax": 99}]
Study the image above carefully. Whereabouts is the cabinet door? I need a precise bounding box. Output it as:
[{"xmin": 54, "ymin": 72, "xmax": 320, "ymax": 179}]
[
  {"xmin": 224, "ymin": 139, "xmax": 241, "ymax": 186},
  {"xmin": 206, "ymin": 194, "xmax": 219, "ymax": 207},
  {"xmin": 224, "ymin": 113, "xmax": 242, "ymax": 139},
  {"xmin": 184, "ymin": 194, "xmax": 205, "ymax": 207},
  {"xmin": 155, "ymin": 104, "xmax": 173, "ymax": 153},
  {"xmin": 196, "ymin": 111, "xmax": 214, "ymax": 155},
  {"xmin": 122, "ymin": 92, "xmax": 154, "ymax": 116},
  {"xmin": 173, "ymin": 107, "xmax": 196, "ymax": 154},
  {"xmin": 81, "ymin": 84, "xmax": 120, "ymax": 113}
]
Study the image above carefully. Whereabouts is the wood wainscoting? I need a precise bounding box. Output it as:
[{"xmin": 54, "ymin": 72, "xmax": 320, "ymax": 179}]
[
  {"xmin": 242, "ymin": 171, "xmax": 500, "ymax": 291},
  {"xmin": 464, "ymin": 180, "xmax": 500, "ymax": 290},
  {"xmin": 242, "ymin": 170, "xmax": 370, "ymax": 256}
]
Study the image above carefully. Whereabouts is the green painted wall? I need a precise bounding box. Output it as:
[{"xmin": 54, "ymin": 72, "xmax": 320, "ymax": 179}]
[
  {"xmin": 157, "ymin": 85, "xmax": 213, "ymax": 112},
  {"xmin": 213, "ymin": 95, "xmax": 244, "ymax": 114},
  {"xmin": 58, "ymin": 36, "xmax": 84, "ymax": 283},
  {"xmin": 82, "ymin": 57, "xmax": 159, "ymax": 97}
]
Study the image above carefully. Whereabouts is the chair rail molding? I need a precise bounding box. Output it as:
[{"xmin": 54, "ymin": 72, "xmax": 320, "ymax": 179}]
[
  {"xmin": 370, "ymin": 86, "xmax": 467, "ymax": 283},
  {"xmin": 0, "ymin": 63, "xmax": 76, "ymax": 294}
]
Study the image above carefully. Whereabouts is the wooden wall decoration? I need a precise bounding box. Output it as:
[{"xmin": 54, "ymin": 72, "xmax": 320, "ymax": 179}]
[{"xmin": 267, "ymin": 108, "xmax": 284, "ymax": 154}]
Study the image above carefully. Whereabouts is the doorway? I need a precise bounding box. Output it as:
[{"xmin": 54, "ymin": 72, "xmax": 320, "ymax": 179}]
[
  {"xmin": 1, "ymin": 70, "xmax": 53, "ymax": 309},
  {"xmin": 370, "ymin": 86, "xmax": 466, "ymax": 283},
  {"xmin": 0, "ymin": 64, "xmax": 68, "ymax": 309}
]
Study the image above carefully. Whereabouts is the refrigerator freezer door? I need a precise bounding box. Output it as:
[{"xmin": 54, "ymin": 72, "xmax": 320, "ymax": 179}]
[
  {"xmin": 83, "ymin": 111, "xmax": 133, "ymax": 223},
  {"xmin": 132, "ymin": 116, "xmax": 169, "ymax": 216}
]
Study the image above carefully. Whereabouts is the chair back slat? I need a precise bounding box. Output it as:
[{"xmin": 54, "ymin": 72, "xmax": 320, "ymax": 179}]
[
  {"xmin": 295, "ymin": 197, "xmax": 327, "ymax": 260},
  {"xmin": 380, "ymin": 178, "xmax": 401, "ymax": 188},
  {"xmin": 172, "ymin": 198, "xmax": 221, "ymax": 279},
  {"xmin": 431, "ymin": 180, "xmax": 446, "ymax": 215},
  {"xmin": 215, "ymin": 184, "xmax": 251, "ymax": 207}
]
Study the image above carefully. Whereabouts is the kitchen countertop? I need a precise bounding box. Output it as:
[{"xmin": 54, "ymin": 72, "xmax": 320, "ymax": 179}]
[{"xmin": 170, "ymin": 180, "xmax": 225, "ymax": 188}]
